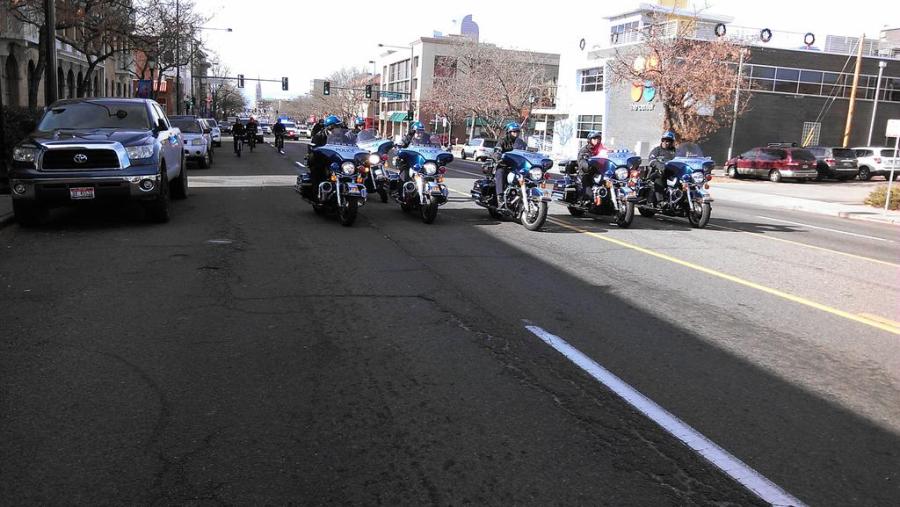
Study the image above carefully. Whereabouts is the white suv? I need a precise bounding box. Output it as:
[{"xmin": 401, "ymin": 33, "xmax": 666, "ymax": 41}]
[
  {"xmin": 461, "ymin": 138, "xmax": 498, "ymax": 161},
  {"xmin": 852, "ymin": 147, "xmax": 900, "ymax": 181}
]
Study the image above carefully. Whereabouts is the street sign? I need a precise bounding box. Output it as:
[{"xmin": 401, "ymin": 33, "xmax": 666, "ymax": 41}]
[
  {"xmin": 382, "ymin": 91, "xmax": 404, "ymax": 100},
  {"xmin": 887, "ymin": 119, "xmax": 900, "ymax": 138}
]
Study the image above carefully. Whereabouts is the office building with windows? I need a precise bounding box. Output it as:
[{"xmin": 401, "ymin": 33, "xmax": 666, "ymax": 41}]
[{"xmin": 550, "ymin": 1, "xmax": 900, "ymax": 164}]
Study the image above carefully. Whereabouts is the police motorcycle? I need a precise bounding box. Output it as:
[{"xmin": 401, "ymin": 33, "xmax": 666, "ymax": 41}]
[
  {"xmin": 355, "ymin": 129, "xmax": 394, "ymax": 203},
  {"xmin": 553, "ymin": 149, "xmax": 640, "ymax": 228},
  {"xmin": 295, "ymin": 126, "xmax": 369, "ymax": 227},
  {"xmin": 471, "ymin": 148, "xmax": 553, "ymax": 231},
  {"xmin": 392, "ymin": 131, "xmax": 453, "ymax": 224},
  {"xmin": 635, "ymin": 142, "xmax": 714, "ymax": 228}
]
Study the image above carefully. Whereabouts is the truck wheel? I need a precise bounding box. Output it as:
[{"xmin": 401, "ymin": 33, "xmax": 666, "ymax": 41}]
[{"xmin": 145, "ymin": 167, "xmax": 171, "ymax": 223}]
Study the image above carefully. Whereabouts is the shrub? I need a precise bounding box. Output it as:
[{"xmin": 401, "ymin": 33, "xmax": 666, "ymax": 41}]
[{"xmin": 865, "ymin": 185, "xmax": 900, "ymax": 210}]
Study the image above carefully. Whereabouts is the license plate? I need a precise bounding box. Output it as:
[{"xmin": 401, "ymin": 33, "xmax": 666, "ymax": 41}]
[
  {"xmin": 374, "ymin": 169, "xmax": 384, "ymax": 177},
  {"xmin": 69, "ymin": 187, "xmax": 95, "ymax": 200},
  {"xmin": 347, "ymin": 186, "xmax": 359, "ymax": 194}
]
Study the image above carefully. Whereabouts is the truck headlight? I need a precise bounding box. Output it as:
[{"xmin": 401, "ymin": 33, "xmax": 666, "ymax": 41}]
[
  {"xmin": 341, "ymin": 161, "xmax": 356, "ymax": 175},
  {"xmin": 424, "ymin": 162, "xmax": 437, "ymax": 175},
  {"xmin": 125, "ymin": 145, "xmax": 154, "ymax": 160},
  {"xmin": 13, "ymin": 146, "xmax": 38, "ymax": 163}
]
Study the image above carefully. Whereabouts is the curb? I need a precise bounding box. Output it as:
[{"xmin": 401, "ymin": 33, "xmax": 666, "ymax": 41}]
[{"xmin": 838, "ymin": 211, "xmax": 900, "ymax": 226}]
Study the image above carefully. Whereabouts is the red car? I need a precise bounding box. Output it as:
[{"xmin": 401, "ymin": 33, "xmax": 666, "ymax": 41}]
[{"xmin": 725, "ymin": 144, "xmax": 819, "ymax": 182}]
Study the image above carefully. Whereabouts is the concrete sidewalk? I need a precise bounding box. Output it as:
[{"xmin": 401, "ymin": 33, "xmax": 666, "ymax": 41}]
[{"xmin": 710, "ymin": 183, "xmax": 900, "ymax": 226}]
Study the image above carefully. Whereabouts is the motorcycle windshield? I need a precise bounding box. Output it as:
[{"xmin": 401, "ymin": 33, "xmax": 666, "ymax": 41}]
[
  {"xmin": 409, "ymin": 132, "xmax": 440, "ymax": 148},
  {"xmin": 325, "ymin": 127, "xmax": 356, "ymax": 146},
  {"xmin": 507, "ymin": 149, "xmax": 552, "ymax": 169},
  {"xmin": 676, "ymin": 143, "xmax": 705, "ymax": 158},
  {"xmin": 356, "ymin": 129, "xmax": 378, "ymax": 143}
]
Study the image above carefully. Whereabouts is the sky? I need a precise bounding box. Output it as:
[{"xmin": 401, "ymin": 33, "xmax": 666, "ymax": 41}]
[{"xmin": 191, "ymin": 0, "xmax": 896, "ymax": 104}]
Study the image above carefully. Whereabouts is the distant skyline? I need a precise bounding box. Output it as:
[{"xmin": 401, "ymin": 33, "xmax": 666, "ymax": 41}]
[{"xmin": 191, "ymin": 0, "xmax": 895, "ymax": 104}]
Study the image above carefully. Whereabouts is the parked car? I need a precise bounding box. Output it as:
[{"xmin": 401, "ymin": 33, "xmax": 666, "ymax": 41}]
[
  {"xmin": 203, "ymin": 118, "xmax": 222, "ymax": 147},
  {"xmin": 852, "ymin": 146, "xmax": 900, "ymax": 181},
  {"xmin": 461, "ymin": 138, "xmax": 498, "ymax": 161},
  {"xmin": 805, "ymin": 146, "xmax": 859, "ymax": 180},
  {"xmin": 8, "ymin": 98, "xmax": 187, "ymax": 225},
  {"xmin": 171, "ymin": 117, "xmax": 214, "ymax": 168},
  {"xmin": 261, "ymin": 122, "xmax": 272, "ymax": 135},
  {"xmin": 725, "ymin": 145, "xmax": 819, "ymax": 182},
  {"xmin": 170, "ymin": 115, "xmax": 214, "ymax": 149},
  {"xmin": 297, "ymin": 124, "xmax": 312, "ymax": 138},
  {"xmin": 280, "ymin": 121, "xmax": 298, "ymax": 140}
]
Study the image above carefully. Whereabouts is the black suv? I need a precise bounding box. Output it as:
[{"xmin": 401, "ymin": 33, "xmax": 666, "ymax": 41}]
[
  {"xmin": 806, "ymin": 146, "xmax": 859, "ymax": 181},
  {"xmin": 9, "ymin": 98, "xmax": 188, "ymax": 225}
]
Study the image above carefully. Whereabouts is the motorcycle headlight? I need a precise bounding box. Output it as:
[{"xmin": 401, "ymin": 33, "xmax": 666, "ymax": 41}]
[
  {"xmin": 691, "ymin": 171, "xmax": 705, "ymax": 184},
  {"xmin": 341, "ymin": 161, "xmax": 356, "ymax": 175},
  {"xmin": 126, "ymin": 145, "xmax": 154, "ymax": 160},
  {"xmin": 529, "ymin": 168, "xmax": 543, "ymax": 180},
  {"xmin": 424, "ymin": 162, "xmax": 437, "ymax": 175},
  {"xmin": 13, "ymin": 146, "xmax": 38, "ymax": 163},
  {"xmin": 615, "ymin": 168, "xmax": 629, "ymax": 180},
  {"xmin": 368, "ymin": 154, "xmax": 380, "ymax": 166}
]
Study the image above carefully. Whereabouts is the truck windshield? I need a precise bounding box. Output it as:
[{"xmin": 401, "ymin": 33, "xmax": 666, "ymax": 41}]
[{"xmin": 39, "ymin": 102, "xmax": 151, "ymax": 130}]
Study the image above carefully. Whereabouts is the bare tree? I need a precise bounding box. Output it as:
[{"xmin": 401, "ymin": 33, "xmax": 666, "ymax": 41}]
[
  {"xmin": 280, "ymin": 95, "xmax": 317, "ymax": 122},
  {"xmin": 608, "ymin": 17, "xmax": 750, "ymax": 143},
  {"xmin": 422, "ymin": 39, "xmax": 555, "ymax": 139},
  {"xmin": 313, "ymin": 67, "xmax": 369, "ymax": 120},
  {"xmin": 131, "ymin": 0, "xmax": 208, "ymax": 103},
  {"xmin": 8, "ymin": 0, "xmax": 89, "ymax": 108},
  {"xmin": 204, "ymin": 64, "xmax": 246, "ymax": 118}
]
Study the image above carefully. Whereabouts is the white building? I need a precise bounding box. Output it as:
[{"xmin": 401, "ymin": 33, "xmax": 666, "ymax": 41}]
[{"xmin": 548, "ymin": 1, "xmax": 730, "ymax": 159}]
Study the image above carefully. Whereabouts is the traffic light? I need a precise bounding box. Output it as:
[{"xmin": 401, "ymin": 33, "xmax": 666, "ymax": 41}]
[
  {"xmin": 365, "ymin": 84, "xmax": 372, "ymax": 99},
  {"xmin": 405, "ymin": 110, "xmax": 414, "ymax": 121},
  {"xmin": 237, "ymin": 74, "xmax": 245, "ymax": 88},
  {"xmin": 323, "ymin": 81, "xmax": 331, "ymax": 96},
  {"xmin": 282, "ymin": 77, "xmax": 289, "ymax": 91}
]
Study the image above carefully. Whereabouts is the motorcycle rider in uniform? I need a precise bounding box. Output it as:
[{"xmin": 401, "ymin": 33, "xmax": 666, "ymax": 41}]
[
  {"xmin": 647, "ymin": 131, "xmax": 677, "ymax": 205},
  {"xmin": 576, "ymin": 130, "xmax": 607, "ymax": 201},
  {"xmin": 492, "ymin": 122, "xmax": 526, "ymax": 208},
  {"xmin": 395, "ymin": 121, "xmax": 429, "ymax": 197},
  {"xmin": 307, "ymin": 115, "xmax": 343, "ymax": 200}
]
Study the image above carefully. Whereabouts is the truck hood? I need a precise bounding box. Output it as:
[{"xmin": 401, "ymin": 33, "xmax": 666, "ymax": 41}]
[{"xmin": 25, "ymin": 129, "xmax": 154, "ymax": 147}]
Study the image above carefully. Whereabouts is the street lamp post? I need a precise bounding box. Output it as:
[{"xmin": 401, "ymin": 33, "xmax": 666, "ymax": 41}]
[
  {"xmin": 43, "ymin": 0, "xmax": 59, "ymax": 105},
  {"xmin": 867, "ymin": 60, "xmax": 887, "ymax": 146},
  {"xmin": 726, "ymin": 48, "xmax": 746, "ymax": 162}
]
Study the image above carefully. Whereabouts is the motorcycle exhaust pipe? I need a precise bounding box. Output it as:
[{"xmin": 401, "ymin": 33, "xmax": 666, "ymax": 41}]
[{"xmin": 319, "ymin": 182, "xmax": 333, "ymax": 202}]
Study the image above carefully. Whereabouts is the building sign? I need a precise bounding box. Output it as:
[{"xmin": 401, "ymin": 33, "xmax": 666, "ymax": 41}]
[{"xmin": 630, "ymin": 80, "xmax": 656, "ymax": 111}]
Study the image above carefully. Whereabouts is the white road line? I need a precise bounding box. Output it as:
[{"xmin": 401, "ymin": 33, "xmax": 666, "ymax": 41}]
[
  {"xmin": 755, "ymin": 216, "xmax": 893, "ymax": 242},
  {"xmin": 524, "ymin": 324, "xmax": 806, "ymax": 507}
]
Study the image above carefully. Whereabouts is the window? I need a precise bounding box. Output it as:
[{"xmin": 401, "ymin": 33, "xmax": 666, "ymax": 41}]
[
  {"xmin": 798, "ymin": 70, "xmax": 822, "ymax": 95},
  {"xmin": 762, "ymin": 149, "xmax": 786, "ymax": 160},
  {"xmin": 579, "ymin": 67, "xmax": 603, "ymax": 92},
  {"xmin": 610, "ymin": 21, "xmax": 640, "ymax": 44},
  {"xmin": 740, "ymin": 149, "xmax": 757, "ymax": 158},
  {"xmin": 855, "ymin": 149, "xmax": 873, "ymax": 157},
  {"xmin": 576, "ymin": 115, "xmax": 602, "ymax": 139},
  {"xmin": 790, "ymin": 149, "xmax": 817, "ymax": 162},
  {"xmin": 801, "ymin": 122, "xmax": 821, "ymax": 146},
  {"xmin": 774, "ymin": 68, "xmax": 799, "ymax": 94},
  {"xmin": 881, "ymin": 149, "xmax": 899, "ymax": 158}
]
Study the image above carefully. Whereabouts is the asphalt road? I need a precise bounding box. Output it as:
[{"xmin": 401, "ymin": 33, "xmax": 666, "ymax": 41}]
[{"xmin": 1, "ymin": 136, "xmax": 898, "ymax": 505}]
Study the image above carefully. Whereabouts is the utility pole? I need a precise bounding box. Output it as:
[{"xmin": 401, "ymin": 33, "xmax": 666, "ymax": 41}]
[
  {"xmin": 842, "ymin": 34, "xmax": 865, "ymax": 148},
  {"xmin": 44, "ymin": 0, "xmax": 59, "ymax": 104},
  {"xmin": 175, "ymin": 0, "xmax": 181, "ymax": 114}
]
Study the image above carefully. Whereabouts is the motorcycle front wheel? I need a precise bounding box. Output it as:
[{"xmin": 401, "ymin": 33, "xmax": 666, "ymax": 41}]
[
  {"xmin": 687, "ymin": 201, "xmax": 711, "ymax": 228},
  {"xmin": 421, "ymin": 198, "xmax": 439, "ymax": 224},
  {"xmin": 616, "ymin": 201, "xmax": 635, "ymax": 228},
  {"xmin": 521, "ymin": 200, "xmax": 548, "ymax": 231},
  {"xmin": 339, "ymin": 198, "xmax": 358, "ymax": 227}
]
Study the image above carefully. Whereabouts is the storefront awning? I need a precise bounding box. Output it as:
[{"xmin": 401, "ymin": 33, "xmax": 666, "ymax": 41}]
[{"xmin": 388, "ymin": 112, "xmax": 408, "ymax": 122}]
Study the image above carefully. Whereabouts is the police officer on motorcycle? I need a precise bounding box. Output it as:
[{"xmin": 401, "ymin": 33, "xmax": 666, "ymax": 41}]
[
  {"xmin": 395, "ymin": 121, "xmax": 430, "ymax": 196},
  {"xmin": 307, "ymin": 115, "xmax": 343, "ymax": 199},
  {"xmin": 648, "ymin": 130, "xmax": 677, "ymax": 205},
  {"xmin": 577, "ymin": 130, "xmax": 607, "ymax": 200},
  {"xmin": 492, "ymin": 122, "xmax": 526, "ymax": 208}
]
